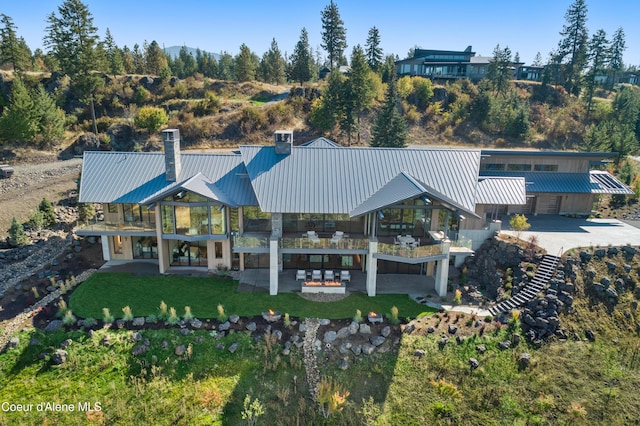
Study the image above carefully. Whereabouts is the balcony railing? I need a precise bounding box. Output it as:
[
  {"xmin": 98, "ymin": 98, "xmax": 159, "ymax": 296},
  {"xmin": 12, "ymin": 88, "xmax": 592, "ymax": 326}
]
[
  {"xmin": 75, "ymin": 220, "xmax": 156, "ymax": 233},
  {"xmin": 280, "ymin": 237, "xmax": 368, "ymax": 250},
  {"xmin": 377, "ymin": 242, "xmax": 447, "ymax": 258},
  {"xmin": 233, "ymin": 235, "xmax": 269, "ymax": 249}
]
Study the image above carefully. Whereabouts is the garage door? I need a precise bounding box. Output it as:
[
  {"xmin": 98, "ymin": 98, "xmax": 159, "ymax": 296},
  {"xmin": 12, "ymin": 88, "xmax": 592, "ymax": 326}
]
[{"xmin": 537, "ymin": 195, "xmax": 561, "ymax": 214}]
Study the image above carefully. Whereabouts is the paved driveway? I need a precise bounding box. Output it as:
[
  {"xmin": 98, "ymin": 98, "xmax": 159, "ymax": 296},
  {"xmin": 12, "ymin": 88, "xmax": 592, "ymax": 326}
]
[{"xmin": 501, "ymin": 215, "xmax": 640, "ymax": 255}]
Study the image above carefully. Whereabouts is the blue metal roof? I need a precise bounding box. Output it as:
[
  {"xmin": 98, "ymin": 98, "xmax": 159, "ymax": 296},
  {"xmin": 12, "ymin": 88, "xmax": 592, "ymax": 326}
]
[
  {"xmin": 479, "ymin": 171, "xmax": 633, "ymax": 195},
  {"xmin": 79, "ymin": 151, "xmax": 258, "ymax": 205},
  {"xmin": 300, "ymin": 137, "xmax": 342, "ymax": 148},
  {"xmin": 239, "ymin": 145, "xmax": 481, "ymax": 214}
]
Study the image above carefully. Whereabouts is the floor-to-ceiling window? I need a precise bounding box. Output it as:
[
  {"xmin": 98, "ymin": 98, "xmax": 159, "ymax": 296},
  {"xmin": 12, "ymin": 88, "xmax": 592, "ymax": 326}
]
[{"xmin": 169, "ymin": 240, "xmax": 208, "ymax": 266}]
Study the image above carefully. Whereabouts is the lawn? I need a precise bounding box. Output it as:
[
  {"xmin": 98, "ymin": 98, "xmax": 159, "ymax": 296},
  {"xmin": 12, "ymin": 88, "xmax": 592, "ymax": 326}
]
[{"xmin": 69, "ymin": 272, "xmax": 433, "ymax": 320}]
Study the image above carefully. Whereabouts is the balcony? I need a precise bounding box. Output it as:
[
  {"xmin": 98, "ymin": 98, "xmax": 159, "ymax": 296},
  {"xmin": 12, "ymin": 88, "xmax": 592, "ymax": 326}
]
[
  {"xmin": 279, "ymin": 236, "xmax": 368, "ymax": 251},
  {"xmin": 75, "ymin": 220, "xmax": 156, "ymax": 235},
  {"xmin": 233, "ymin": 235, "xmax": 269, "ymax": 251},
  {"xmin": 377, "ymin": 242, "xmax": 448, "ymax": 260}
]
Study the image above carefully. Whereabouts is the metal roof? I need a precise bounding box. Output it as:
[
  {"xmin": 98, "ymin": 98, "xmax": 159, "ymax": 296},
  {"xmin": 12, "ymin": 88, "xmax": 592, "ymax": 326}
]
[
  {"xmin": 300, "ymin": 137, "xmax": 342, "ymax": 148},
  {"xmin": 481, "ymin": 149, "xmax": 617, "ymax": 159},
  {"xmin": 479, "ymin": 171, "xmax": 633, "ymax": 195},
  {"xmin": 350, "ymin": 171, "xmax": 481, "ymax": 218},
  {"xmin": 239, "ymin": 145, "xmax": 481, "ymax": 214},
  {"xmin": 79, "ymin": 151, "xmax": 258, "ymax": 205},
  {"xmin": 138, "ymin": 172, "xmax": 238, "ymax": 207},
  {"xmin": 476, "ymin": 177, "xmax": 527, "ymax": 205}
]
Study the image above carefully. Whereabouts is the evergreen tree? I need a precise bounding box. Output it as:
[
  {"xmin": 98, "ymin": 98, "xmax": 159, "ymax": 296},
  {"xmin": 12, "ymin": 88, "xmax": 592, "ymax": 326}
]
[
  {"xmin": 371, "ymin": 76, "xmax": 407, "ymax": 148},
  {"xmin": 555, "ymin": 0, "xmax": 589, "ymax": 95},
  {"xmin": 178, "ymin": 45, "xmax": 197, "ymax": 78},
  {"xmin": 32, "ymin": 84, "xmax": 65, "ymax": 146},
  {"xmin": 345, "ymin": 45, "xmax": 375, "ymax": 144},
  {"xmin": 309, "ymin": 69, "xmax": 345, "ymax": 135},
  {"xmin": 235, "ymin": 43, "xmax": 258, "ymax": 82},
  {"xmin": 44, "ymin": 0, "xmax": 102, "ymax": 133},
  {"xmin": 261, "ymin": 38, "xmax": 286, "ymax": 85},
  {"xmin": 514, "ymin": 51, "xmax": 521, "ymax": 64},
  {"xmin": 146, "ymin": 40, "xmax": 167, "ymax": 76},
  {"xmin": 532, "ymin": 52, "xmax": 543, "ymax": 67},
  {"xmin": 39, "ymin": 198, "xmax": 56, "ymax": 228},
  {"xmin": 0, "ymin": 78, "xmax": 36, "ymax": 143},
  {"xmin": 380, "ymin": 54, "xmax": 397, "ymax": 84},
  {"xmin": 217, "ymin": 51, "xmax": 235, "ymax": 80},
  {"xmin": 121, "ymin": 45, "xmax": 135, "ymax": 74},
  {"xmin": 131, "ymin": 43, "xmax": 145, "ymax": 74},
  {"xmin": 103, "ymin": 28, "xmax": 124, "ymax": 76},
  {"xmin": 196, "ymin": 49, "xmax": 218, "ymax": 78},
  {"xmin": 0, "ymin": 14, "xmax": 31, "ymax": 74},
  {"xmin": 584, "ymin": 29, "xmax": 609, "ymax": 121},
  {"xmin": 609, "ymin": 27, "xmax": 626, "ymax": 87},
  {"xmin": 290, "ymin": 28, "xmax": 314, "ymax": 86},
  {"xmin": 486, "ymin": 44, "xmax": 513, "ymax": 95},
  {"xmin": 320, "ymin": 0, "xmax": 347, "ymax": 69},
  {"xmin": 8, "ymin": 216, "xmax": 29, "ymax": 247},
  {"xmin": 365, "ymin": 26, "xmax": 383, "ymax": 72}
]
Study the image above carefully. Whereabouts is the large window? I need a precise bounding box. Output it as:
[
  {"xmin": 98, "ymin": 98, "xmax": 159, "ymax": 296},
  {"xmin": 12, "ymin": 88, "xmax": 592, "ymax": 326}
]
[
  {"xmin": 243, "ymin": 206, "xmax": 271, "ymax": 232},
  {"xmin": 282, "ymin": 213, "xmax": 364, "ymax": 234},
  {"xmin": 533, "ymin": 164, "xmax": 558, "ymax": 172},
  {"xmin": 161, "ymin": 205, "xmax": 174, "ymax": 234},
  {"xmin": 507, "ymin": 163, "xmax": 532, "ymax": 171},
  {"xmin": 480, "ymin": 163, "xmax": 506, "ymax": 171},
  {"xmin": 160, "ymin": 191, "xmax": 227, "ymax": 236}
]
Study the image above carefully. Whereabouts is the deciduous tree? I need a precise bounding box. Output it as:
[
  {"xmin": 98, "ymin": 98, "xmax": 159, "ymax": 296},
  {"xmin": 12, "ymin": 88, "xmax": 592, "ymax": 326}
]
[{"xmin": 135, "ymin": 106, "xmax": 168, "ymax": 132}]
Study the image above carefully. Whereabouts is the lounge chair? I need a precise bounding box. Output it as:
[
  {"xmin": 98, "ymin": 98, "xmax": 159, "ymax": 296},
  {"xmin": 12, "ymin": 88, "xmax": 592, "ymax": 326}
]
[
  {"xmin": 296, "ymin": 270, "xmax": 306, "ymax": 281},
  {"xmin": 307, "ymin": 230, "xmax": 321, "ymax": 243},
  {"xmin": 324, "ymin": 270, "xmax": 335, "ymax": 281},
  {"xmin": 311, "ymin": 270, "xmax": 322, "ymax": 281},
  {"xmin": 330, "ymin": 231, "xmax": 343, "ymax": 244},
  {"xmin": 340, "ymin": 270, "xmax": 351, "ymax": 282}
]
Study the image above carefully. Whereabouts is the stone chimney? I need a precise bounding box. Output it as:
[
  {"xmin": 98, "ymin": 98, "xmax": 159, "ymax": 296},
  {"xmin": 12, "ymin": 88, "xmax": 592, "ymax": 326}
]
[
  {"xmin": 274, "ymin": 130, "xmax": 293, "ymax": 155},
  {"xmin": 162, "ymin": 129, "xmax": 181, "ymax": 181}
]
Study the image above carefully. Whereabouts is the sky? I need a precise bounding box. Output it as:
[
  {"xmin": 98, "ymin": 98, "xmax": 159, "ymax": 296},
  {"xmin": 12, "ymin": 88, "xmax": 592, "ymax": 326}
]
[{"xmin": 3, "ymin": 0, "xmax": 640, "ymax": 67}]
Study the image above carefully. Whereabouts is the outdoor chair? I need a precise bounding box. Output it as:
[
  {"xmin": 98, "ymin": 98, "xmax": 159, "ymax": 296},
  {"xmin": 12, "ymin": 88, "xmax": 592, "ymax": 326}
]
[
  {"xmin": 311, "ymin": 270, "xmax": 322, "ymax": 281},
  {"xmin": 324, "ymin": 270, "xmax": 335, "ymax": 281},
  {"xmin": 331, "ymin": 231, "xmax": 344, "ymax": 244},
  {"xmin": 307, "ymin": 230, "xmax": 321, "ymax": 243},
  {"xmin": 340, "ymin": 270, "xmax": 351, "ymax": 282},
  {"xmin": 296, "ymin": 270, "xmax": 306, "ymax": 281}
]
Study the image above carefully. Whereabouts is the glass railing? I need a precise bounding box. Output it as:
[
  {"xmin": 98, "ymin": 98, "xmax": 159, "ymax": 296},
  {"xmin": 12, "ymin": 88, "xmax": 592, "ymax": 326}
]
[
  {"xmin": 233, "ymin": 235, "xmax": 269, "ymax": 249},
  {"xmin": 450, "ymin": 236, "xmax": 473, "ymax": 249},
  {"xmin": 377, "ymin": 242, "xmax": 446, "ymax": 258},
  {"xmin": 75, "ymin": 220, "xmax": 156, "ymax": 233},
  {"xmin": 280, "ymin": 237, "xmax": 368, "ymax": 250}
]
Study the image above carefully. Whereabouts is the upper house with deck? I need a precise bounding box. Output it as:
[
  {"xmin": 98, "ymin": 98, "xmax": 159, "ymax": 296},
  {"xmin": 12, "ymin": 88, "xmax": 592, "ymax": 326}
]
[{"xmin": 76, "ymin": 130, "xmax": 632, "ymax": 296}]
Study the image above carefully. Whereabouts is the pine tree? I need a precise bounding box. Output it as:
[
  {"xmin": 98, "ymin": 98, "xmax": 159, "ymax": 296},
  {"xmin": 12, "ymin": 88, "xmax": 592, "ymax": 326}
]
[
  {"xmin": 103, "ymin": 28, "xmax": 124, "ymax": 77},
  {"xmin": 365, "ymin": 26, "xmax": 383, "ymax": 72},
  {"xmin": 584, "ymin": 29, "xmax": 609, "ymax": 121},
  {"xmin": 8, "ymin": 216, "xmax": 29, "ymax": 247},
  {"xmin": 532, "ymin": 52, "xmax": 543, "ymax": 67},
  {"xmin": 608, "ymin": 27, "xmax": 626, "ymax": 88},
  {"xmin": 32, "ymin": 84, "xmax": 65, "ymax": 146},
  {"xmin": 235, "ymin": 43, "xmax": 258, "ymax": 82},
  {"xmin": 261, "ymin": 38, "xmax": 286, "ymax": 85},
  {"xmin": 45, "ymin": 0, "xmax": 102, "ymax": 133},
  {"xmin": 345, "ymin": 45, "xmax": 375, "ymax": 145},
  {"xmin": 556, "ymin": 0, "xmax": 589, "ymax": 95},
  {"xmin": 145, "ymin": 40, "xmax": 167, "ymax": 76},
  {"xmin": 0, "ymin": 78, "xmax": 36, "ymax": 143},
  {"xmin": 486, "ymin": 44, "xmax": 513, "ymax": 95},
  {"xmin": 290, "ymin": 28, "xmax": 314, "ymax": 86},
  {"xmin": 39, "ymin": 198, "xmax": 56, "ymax": 228},
  {"xmin": 320, "ymin": 0, "xmax": 347, "ymax": 69},
  {"xmin": 217, "ymin": 51, "xmax": 235, "ymax": 81},
  {"xmin": 0, "ymin": 14, "xmax": 31, "ymax": 74},
  {"xmin": 371, "ymin": 76, "xmax": 407, "ymax": 148}
]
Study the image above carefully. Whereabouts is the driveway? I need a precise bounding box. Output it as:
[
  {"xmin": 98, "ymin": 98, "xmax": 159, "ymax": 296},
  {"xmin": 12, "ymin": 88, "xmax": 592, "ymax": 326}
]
[{"xmin": 500, "ymin": 215, "xmax": 640, "ymax": 255}]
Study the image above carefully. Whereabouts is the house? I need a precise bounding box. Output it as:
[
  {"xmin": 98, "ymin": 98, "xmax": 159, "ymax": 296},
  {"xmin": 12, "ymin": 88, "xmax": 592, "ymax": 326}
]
[
  {"xmin": 76, "ymin": 130, "xmax": 632, "ymax": 296},
  {"xmin": 395, "ymin": 46, "xmax": 523, "ymax": 82}
]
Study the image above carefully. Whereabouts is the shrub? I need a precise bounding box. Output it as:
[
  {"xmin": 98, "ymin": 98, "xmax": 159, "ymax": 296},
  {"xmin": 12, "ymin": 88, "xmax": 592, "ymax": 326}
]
[
  {"xmin": 484, "ymin": 315, "xmax": 493, "ymax": 323},
  {"xmin": 78, "ymin": 203, "xmax": 96, "ymax": 222},
  {"xmin": 134, "ymin": 106, "xmax": 168, "ymax": 132},
  {"xmin": 133, "ymin": 86, "xmax": 151, "ymax": 105},
  {"xmin": 8, "ymin": 217, "xmax": 29, "ymax": 247},
  {"xmin": 167, "ymin": 307, "xmax": 179, "ymax": 325},
  {"xmin": 183, "ymin": 306, "xmax": 194, "ymax": 321},
  {"xmin": 27, "ymin": 210, "xmax": 45, "ymax": 231},
  {"xmin": 317, "ymin": 377, "xmax": 350, "ymax": 418},
  {"xmin": 388, "ymin": 306, "xmax": 399, "ymax": 324},
  {"xmin": 454, "ymin": 289, "xmax": 462, "ymax": 304},
  {"xmin": 158, "ymin": 301, "xmax": 168, "ymax": 320},
  {"xmin": 353, "ymin": 309, "xmax": 363, "ymax": 323},
  {"xmin": 241, "ymin": 394, "xmax": 264, "ymax": 426},
  {"xmin": 56, "ymin": 299, "xmax": 68, "ymax": 318},
  {"xmin": 283, "ymin": 313, "xmax": 291, "ymax": 327},
  {"xmin": 122, "ymin": 306, "xmax": 134, "ymax": 322},
  {"xmin": 62, "ymin": 310, "xmax": 76, "ymax": 326},
  {"xmin": 509, "ymin": 214, "xmax": 531, "ymax": 237},
  {"xmin": 217, "ymin": 304, "xmax": 228, "ymax": 322},
  {"xmin": 102, "ymin": 308, "xmax": 114, "ymax": 324}
]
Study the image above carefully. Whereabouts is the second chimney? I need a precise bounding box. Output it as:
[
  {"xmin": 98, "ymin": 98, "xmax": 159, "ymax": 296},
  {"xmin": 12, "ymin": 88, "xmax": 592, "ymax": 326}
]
[{"xmin": 162, "ymin": 129, "xmax": 181, "ymax": 181}]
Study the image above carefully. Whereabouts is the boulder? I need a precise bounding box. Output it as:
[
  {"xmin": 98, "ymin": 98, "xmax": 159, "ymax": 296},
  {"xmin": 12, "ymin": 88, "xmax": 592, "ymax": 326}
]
[
  {"xmin": 498, "ymin": 341, "xmax": 511, "ymax": 350},
  {"xmin": 51, "ymin": 349, "xmax": 68, "ymax": 365},
  {"xmin": 338, "ymin": 359, "xmax": 349, "ymax": 370},
  {"xmin": 468, "ymin": 358, "xmax": 479, "ymax": 371},
  {"xmin": 246, "ymin": 322, "xmax": 257, "ymax": 332},
  {"xmin": 73, "ymin": 132, "xmax": 101, "ymax": 155},
  {"xmin": 518, "ymin": 353, "xmax": 531, "ymax": 369},
  {"xmin": 381, "ymin": 326, "xmax": 391, "ymax": 338},
  {"xmin": 370, "ymin": 336, "xmax": 385, "ymax": 347},
  {"xmin": 108, "ymin": 123, "xmax": 136, "ymax": 151},
  {"xmin": 414, "ymin": 349, "xmax": 426, "ymax": 358},
  {"xmin": 228, "ymin": 342, "xmax": 239, "ymax": 353},
  {"xmin": 323, "ymin": 331, "xmax": 337, "ymax": 343},
  {"xmin": 475, "ymin": 344, "xmax": 486, "ymax": 354},
  {"xmin": 45, "ymin": 320, "xmax": 63, "ymax": 332},
  {"xmin": 175, "ymin": 345, "xmax": 186, "ymax": 356}
]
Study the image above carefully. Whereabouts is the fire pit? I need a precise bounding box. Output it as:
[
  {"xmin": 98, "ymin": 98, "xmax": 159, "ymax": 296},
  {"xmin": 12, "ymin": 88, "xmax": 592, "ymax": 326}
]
[
  {"xmin": 368, "ymin": 312, "xmax": 383, "ymax": 324},
  {"xmin": 301, "ymin": 280, "xmax": 346, "ymax": 294},
  {"xmin": 262, "ymin": 309, "xmax": 281, "ymax": 322}
]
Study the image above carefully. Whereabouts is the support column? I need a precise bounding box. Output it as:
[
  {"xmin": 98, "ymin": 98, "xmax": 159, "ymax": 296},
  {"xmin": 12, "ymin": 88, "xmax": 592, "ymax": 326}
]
[
  {"xmin": 271, "ymin": 213, "xmax": 283, "ymax": 272},
  {"xmin": 269, "ymin": 238, "xmax": 279, "ymax": 295},
  {"xmin": 155, "ymin": 207, "xmax": 168, "ymax": 274},
  {"xmin": 435, "ymin": 259, "xmax": 448, "ymax": 297},
  {"xmin": 100, "ymin": 235, "xmax": 111, "ymax": 261},
  {"xmin": 366, "ymin": 240, "xmax": 378, "ymax": 297}
]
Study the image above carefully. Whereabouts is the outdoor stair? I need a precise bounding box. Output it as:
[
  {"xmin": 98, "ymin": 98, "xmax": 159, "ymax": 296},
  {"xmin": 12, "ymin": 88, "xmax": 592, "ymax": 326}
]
[{"xmin": 489, "ymin": 254, "xmax": 561, "ymax": 317}]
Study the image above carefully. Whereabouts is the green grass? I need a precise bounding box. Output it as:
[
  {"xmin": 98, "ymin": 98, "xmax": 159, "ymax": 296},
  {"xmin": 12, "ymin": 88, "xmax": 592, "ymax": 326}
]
[{"xmin": 69, "ymin": 272, "xmax": 432, "ymax": 320}]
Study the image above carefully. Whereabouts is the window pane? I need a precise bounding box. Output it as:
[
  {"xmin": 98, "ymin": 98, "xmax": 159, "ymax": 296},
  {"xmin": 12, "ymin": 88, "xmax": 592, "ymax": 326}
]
[{"xmin": 161, "ymin": 205, "xmax": 174, "ymax": 234}]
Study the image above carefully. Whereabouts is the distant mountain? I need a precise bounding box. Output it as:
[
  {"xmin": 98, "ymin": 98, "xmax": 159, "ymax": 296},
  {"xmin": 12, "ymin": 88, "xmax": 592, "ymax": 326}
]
[{"xmin": 163, "ymin": 46, "xmax": 221, "ymax": 60}]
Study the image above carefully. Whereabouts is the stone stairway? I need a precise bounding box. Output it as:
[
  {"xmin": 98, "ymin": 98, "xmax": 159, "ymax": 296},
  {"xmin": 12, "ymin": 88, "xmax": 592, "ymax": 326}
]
[{"xmin": 489, "ymin": 254, "xmax": 561, "ymax": 317}]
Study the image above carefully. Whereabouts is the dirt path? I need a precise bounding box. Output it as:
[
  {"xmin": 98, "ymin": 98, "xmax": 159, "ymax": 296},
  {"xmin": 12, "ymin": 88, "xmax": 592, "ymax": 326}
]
[{"xmin": 0, "ymin": 158, "xmax": 82, "ymax": 237}]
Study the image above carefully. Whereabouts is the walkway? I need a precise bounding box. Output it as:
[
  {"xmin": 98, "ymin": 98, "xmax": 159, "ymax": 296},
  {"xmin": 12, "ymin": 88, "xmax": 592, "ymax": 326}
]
[{"xmin": 501, "ymin": 215, "xmax": 640, "ymax": 254}]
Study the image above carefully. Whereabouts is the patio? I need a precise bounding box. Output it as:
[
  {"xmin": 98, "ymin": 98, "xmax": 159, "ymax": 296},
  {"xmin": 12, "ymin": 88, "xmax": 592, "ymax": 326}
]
[{"xmin": 237, "ymin": 269, "xmax": 437, "ymax": 295}]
